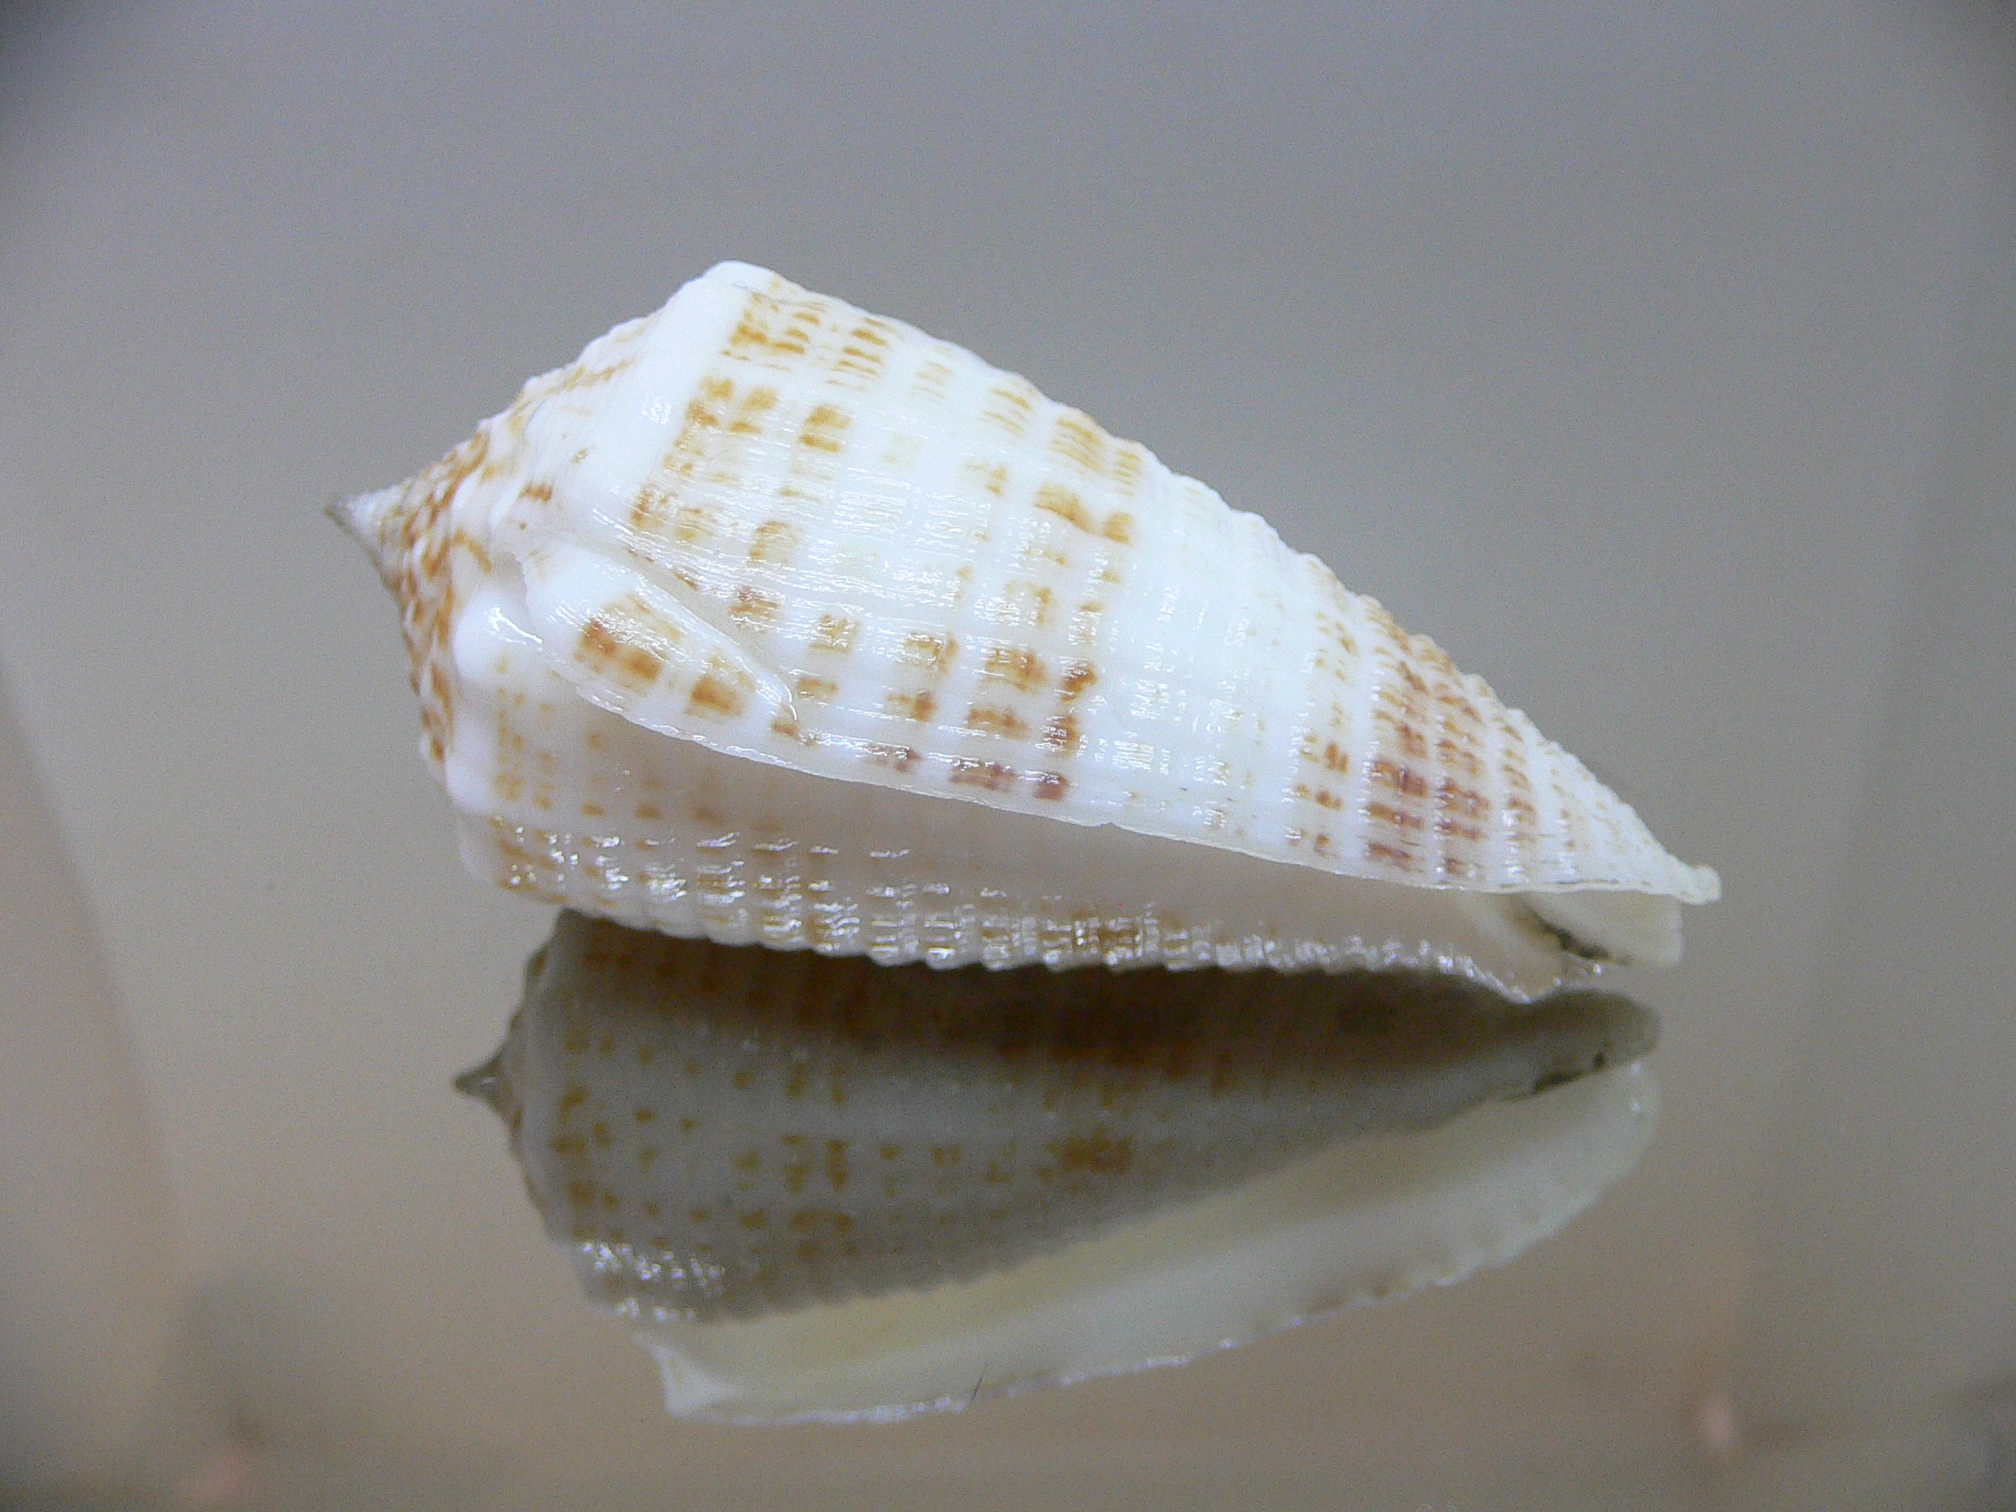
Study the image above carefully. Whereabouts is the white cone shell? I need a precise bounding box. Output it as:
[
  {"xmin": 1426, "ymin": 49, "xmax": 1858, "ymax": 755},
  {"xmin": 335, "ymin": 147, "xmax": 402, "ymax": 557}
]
[{"xmin": 342, "ymin": 261, "xmax": 1717, "ymax": 989}]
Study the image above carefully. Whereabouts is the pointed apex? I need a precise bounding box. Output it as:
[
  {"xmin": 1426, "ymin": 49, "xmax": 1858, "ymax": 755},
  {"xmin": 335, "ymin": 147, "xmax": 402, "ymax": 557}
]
[
  {"xmin": 327, "ymin": 485, "xmax": 407, "ymax": 584},
  {"xmin": 454, "ymin": 1049, "xmax": 509, "ymax": 1113}
]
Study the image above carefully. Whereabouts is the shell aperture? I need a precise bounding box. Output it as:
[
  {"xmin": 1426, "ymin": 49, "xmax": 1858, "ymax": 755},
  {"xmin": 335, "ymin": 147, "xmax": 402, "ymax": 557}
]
[
  {"xmin": 462, "ymin": 910, "xmax": 1660, "ymax": 1422},
  {"xmin": 338, "ymin": 262, "xmax": 1717, "ymax": 994}
]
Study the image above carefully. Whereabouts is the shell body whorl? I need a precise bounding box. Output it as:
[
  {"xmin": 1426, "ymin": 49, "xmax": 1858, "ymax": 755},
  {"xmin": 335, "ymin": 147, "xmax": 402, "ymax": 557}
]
[{"xmin": 346, "ymin": 262, "xmax": 1717, "ymax": 990}]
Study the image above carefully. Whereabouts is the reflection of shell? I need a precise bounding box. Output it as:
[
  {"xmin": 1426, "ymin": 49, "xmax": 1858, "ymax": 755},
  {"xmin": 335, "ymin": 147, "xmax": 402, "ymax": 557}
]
[
  {"xmin": 339, "ymin": 262, "xmax": 1716, "ymax": 992},
  {"xmin": 462, "ymin": 910, "xmax": 1659, "ymax": 1421}
]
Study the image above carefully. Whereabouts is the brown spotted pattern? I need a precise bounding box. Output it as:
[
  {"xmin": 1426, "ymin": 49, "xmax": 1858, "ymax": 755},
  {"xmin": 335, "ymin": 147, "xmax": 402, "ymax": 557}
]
[
  {"xmin": 354, "ymin": 312, "xmax": 655, "ymax": 774},
  {"xmin": 525, "ymin": 271, "xmax": 1171, "ymax": 819},
  {"xmin": 346, "ymin": 261, "xmax": 1717, "ymax": 978}
]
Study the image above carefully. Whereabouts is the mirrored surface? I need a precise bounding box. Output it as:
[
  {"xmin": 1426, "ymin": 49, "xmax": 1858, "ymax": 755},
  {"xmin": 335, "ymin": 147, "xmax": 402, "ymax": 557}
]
[{"xmin": 465, "ymin": 912, "xmax": 1655, "ymax": 1422}]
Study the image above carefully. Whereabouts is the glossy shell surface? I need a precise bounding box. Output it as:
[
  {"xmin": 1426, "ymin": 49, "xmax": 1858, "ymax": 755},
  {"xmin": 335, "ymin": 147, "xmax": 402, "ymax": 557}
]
[{"xmin": 341, "ymin": 262, "xmax": 1717, "ymax": 991}]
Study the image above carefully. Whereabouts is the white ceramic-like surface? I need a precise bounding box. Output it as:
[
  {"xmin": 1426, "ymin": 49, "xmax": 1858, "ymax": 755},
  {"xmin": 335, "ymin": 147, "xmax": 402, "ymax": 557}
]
[{"xmin": 343, "ymin": 260, "xmax": 1710, "ymax": 982}]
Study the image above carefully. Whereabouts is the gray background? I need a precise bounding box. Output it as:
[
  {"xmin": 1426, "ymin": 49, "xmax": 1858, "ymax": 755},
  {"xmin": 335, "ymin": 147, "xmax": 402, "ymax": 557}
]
[{"xmin": 2, "ymin": 2, "xmax": 2012, "ymax": 1507}]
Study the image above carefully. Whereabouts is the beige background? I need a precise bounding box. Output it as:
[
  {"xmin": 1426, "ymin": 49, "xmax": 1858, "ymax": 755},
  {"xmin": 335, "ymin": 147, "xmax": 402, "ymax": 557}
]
[{"xmin": 1, "ymin": 2, "xmax": 2012, "ymax": 1507}]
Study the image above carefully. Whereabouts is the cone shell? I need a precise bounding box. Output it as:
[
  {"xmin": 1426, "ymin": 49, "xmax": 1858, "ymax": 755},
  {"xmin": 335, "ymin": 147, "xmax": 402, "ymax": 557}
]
[
  {"xmin": 341, "ymin": 262, "xmax": 1717, "ymax": 991},
  {"xmin": 462, "ymin": 911, "xmax": 1660, "ymax": 1421}
]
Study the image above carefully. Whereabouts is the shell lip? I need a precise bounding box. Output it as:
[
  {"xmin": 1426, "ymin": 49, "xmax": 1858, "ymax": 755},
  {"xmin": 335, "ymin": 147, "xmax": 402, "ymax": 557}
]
[
  {"xmin": 512, "ymin": 625, "xmax": 1724, "ymax": 919},
  {"xmin": 483, "ymin": 528, "xmax": 1722, "ymax": 930}
]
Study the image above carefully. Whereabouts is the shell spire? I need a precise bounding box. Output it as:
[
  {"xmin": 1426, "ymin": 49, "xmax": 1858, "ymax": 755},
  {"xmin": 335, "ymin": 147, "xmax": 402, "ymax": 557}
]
[
  {"xmin": 329, "ymin": 486, "xmax": 415, "ymax": 589},
  {"xmin": 341, "ymin": 261, "xmax": 1717, "ymax": 993}
]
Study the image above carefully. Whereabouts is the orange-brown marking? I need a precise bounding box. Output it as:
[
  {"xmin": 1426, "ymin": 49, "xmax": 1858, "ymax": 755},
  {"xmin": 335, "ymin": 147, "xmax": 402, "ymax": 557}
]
[
  {"xmin": 669, "ymin": 501, "xmax": 713, "ymax": 545},
  {"xmin": 727, "ymin": 292, "xmax": 823, "ymax": 365},
  {"xmin": 811, "ymin": 612, "xmax": 858, "ymax": 654},
  {"xmin": 1046, "ymin": 1128, "xmax": 1132, "ymax": 1176},
  {"xmin": 779, "ymin": 1143, "xmax": 810, "ymax": 1196},
  {"xmin": 1050, "ymin": 412, "xmax": 1106, "ymax": 474},
  {"xmin": 1033, "ymin": 482, "xmax": 1093, "ymax": 533},
  {"xmin": 1437, "ymin": 777, "xmax": 1489, "ymax": 820},
  {"xmin": 749, "ymin": 517, "xmax": 802, "ymax": 564},
  {"xmin": 995, "ymin": 580, "xmax": 1054, "ymax": 627},
  {"xmin": 1376, "ymin": 710, "xmax": 1431, "ymax": 761},
  {"xmin": 726, "ymin": 384, "xmax": 778, "ymax": 435},
  {"xmin": 682, "ymin": 374, "xmax": 733, "ymax": 433},
  {"xmin": 886, "ymin": 688, "xmax": 937, "ymax": 722},
  {"xmin": 900, "ymin": 629, "xmax": 957, "ymax": 673},
  {"xmin": 950, "ymin": 758, "xmax": 1017, "ymax": 792},
  {"xmin": 1368, "ymin": 757, "xmax": 1431, "ymax": 799},
  {"xmin": 1111, "ymin": 444, "xmax": 1146, "ymax": 494},
  {"xmin": 863, "ymin": 742, "xmax": 921, "ymax": 772},
  {"xmin": 390, "ymin": 428, "xmax": 491, "ymax": 759},
  {"xmin": 729, "ymin": 584, "xmax": 781, "ymax": 629},
  {"xmin": 966, "ymin": 704, "xmax": 1029, "ymax": 739},
  {"xmin": 798, "ymin": 403, "xmax": 850, "ymax": 454},
  {"xmin": 833, "ymin": 323, "xmax": 889, "ymax": 382},
  {"xmin": 686, "ymin": 659, "xmax": 750, "ymax": 719},
  {"xmin": 982, "ymin": 644, "xmax": 1045, "ymax": 693},
  {"xmin": 1309, "ymin": 738, "xmax": 1350, "ymax": 775},
  {"xmin": 1039, "ymin": 712, "xmax": 1081, "ymax": 755},
  {"xmin": 1436, "ymin": 685, "xmax": 1482, "ymax": 720},
  {"xmin": 982, "ymin": 381, "xmax": 1035, "ymax": 438},
  {"xmin": 552, "ymin": 352, "xmax": 640, "ymax": 393},
  {"xmin": 1068, "ymin": 600, "xmax": 1105, "ymax": 647},
  {"xmin": 579, "ymin": 617, "xmax": 664, "ymax": 691},
  {"xmin": 964, "ymin": 459, "xmax": 1009, "ymax": 497},
  {"xmin": 793, "ymin": 674, "xmax": 837, "ymax": 702},
  {"xmin": 1437, "ymin": 735, "xmax": 1484, "ymax": 781},
  {"xmin": 450, "ymin": 526, "xmax": 491, "ymax": 574},
  {"xmin": 1367, "ymin": 803, "xmax": 1426, "ymax": 831}
]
